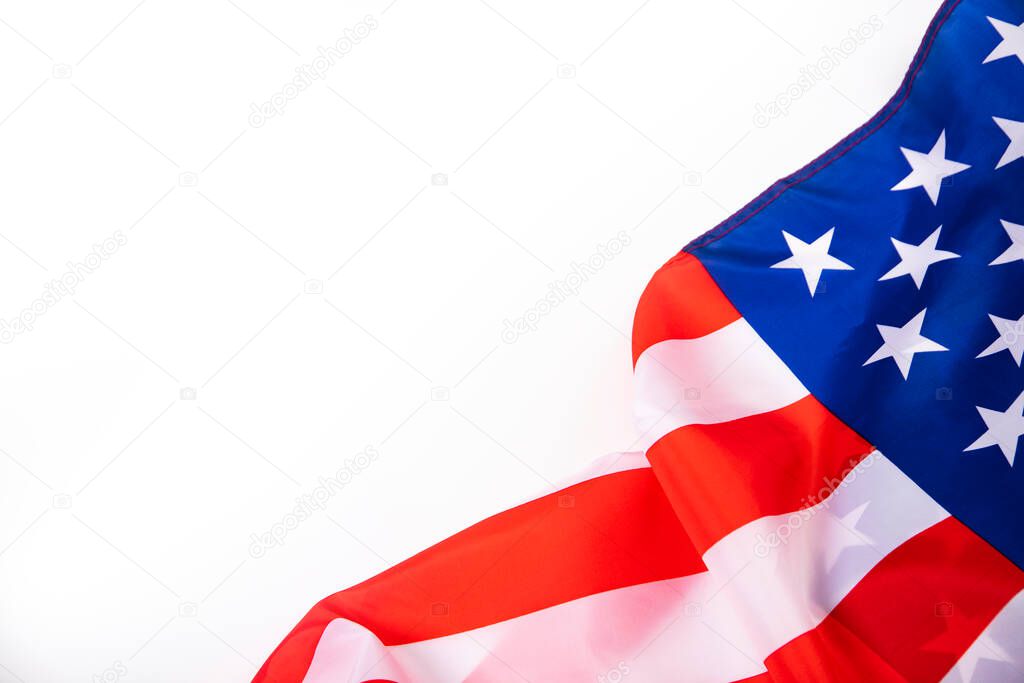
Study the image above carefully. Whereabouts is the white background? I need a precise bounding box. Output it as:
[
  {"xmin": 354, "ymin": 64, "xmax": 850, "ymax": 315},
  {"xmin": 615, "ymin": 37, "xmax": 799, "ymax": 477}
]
[{"xmin": 0, "ymin": 0, "xmax": 941, "ymax": 680}]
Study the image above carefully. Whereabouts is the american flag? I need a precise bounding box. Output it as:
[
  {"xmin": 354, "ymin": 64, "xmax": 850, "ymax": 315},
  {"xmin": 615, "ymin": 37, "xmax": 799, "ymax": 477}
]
[{"xmin": 256, "ymin": 0, "xmax": 1024, "ymax": 680}]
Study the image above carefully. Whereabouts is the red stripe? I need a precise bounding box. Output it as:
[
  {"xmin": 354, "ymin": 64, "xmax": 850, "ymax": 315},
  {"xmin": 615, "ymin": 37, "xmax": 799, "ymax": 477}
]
[
  {"xmin": 632, "ymin": 251, "xmax": 740, "ymax": 364},
  {"xmin": 647, "ymin": 395, "xmax": 874, "ymax": 554},
  {"xmin": 253, "ymin": 467, "xmax": 705, "ymax": 683},
  {"xmin": 741, "ymin": 517, "xmax": 1024, "ymax": 682}
]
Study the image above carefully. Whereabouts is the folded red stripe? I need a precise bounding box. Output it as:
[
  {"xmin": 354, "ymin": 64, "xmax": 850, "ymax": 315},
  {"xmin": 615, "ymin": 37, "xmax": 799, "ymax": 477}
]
[
  {"xmin": 632, "ymin": 252, "xmax": 741, "ymax": 364},
  {"xmin": 252, "ymin": 467, "xmax": 705, "ymax": 683},
  {"xmin": 648, "ymin": 394, "xmax": 874, "ymax": 555}
]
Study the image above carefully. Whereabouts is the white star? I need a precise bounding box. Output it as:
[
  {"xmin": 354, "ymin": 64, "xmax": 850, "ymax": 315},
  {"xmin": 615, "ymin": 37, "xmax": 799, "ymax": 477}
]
[
  {"xmin": 824, "ymin": 502, "xmax": 874, "ymax": 573},
  {"xmin": 864, "ymin": 308, "xmax": 948, "ymax": 379},
  {"xmin": 991, "ymin": 220, "xmax": 1024, "ymax": 266},
  {"xmin": 994, "ymin": 117, "xmax": 1024, "ymax": 169},
  {"xmin": 949, "ymin": 630, "xmax": 1018, "ymax": 683},
  {"xmin": 984, "ymin": 16, "xmax": 1024, "ymax": 66},
  {"xmin": 878, "ymin": 226, "xmax": 959, "ymax": 288},
  {"xmin": 891, "ymin": 130, "xmax": 971, "ymax": 205},
  {"xmin": 771, "ymin": 228, "xmax": 853, "ymax": 296},
  {"xmin": 977, "ymin": 312, "xmax": 1024, "ymax": 366},
  {"xmin": 965, "ymin": 390, "xmax": 1024, "ymax": 467}
]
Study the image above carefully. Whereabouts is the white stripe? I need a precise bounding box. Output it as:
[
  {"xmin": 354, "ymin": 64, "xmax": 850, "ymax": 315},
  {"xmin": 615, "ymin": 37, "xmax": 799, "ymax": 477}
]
[
  {"xmin": 303, "ymin": 621, "xmax": 407, "ymax": 683},
  {"xmin": 553, "ymin": 450, "xmax": 649, "ymax": 488},
  {"xmin": 942, "ymin": 588, "xmax": 1024, "ymax": 682},
  {"xmin": 304, "ymin": 452, "xmax": 948, "ymax": 683},
  {"xmin": 632, "ymin": 319, "xmax": 808, "ymax": 450}
]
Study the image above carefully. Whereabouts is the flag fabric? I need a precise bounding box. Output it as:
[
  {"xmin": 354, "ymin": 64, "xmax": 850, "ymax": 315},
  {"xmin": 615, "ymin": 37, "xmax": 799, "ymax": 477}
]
[{"xmin": 256, "ymin": 0, "xmax": 1024, "ymax": 680}]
